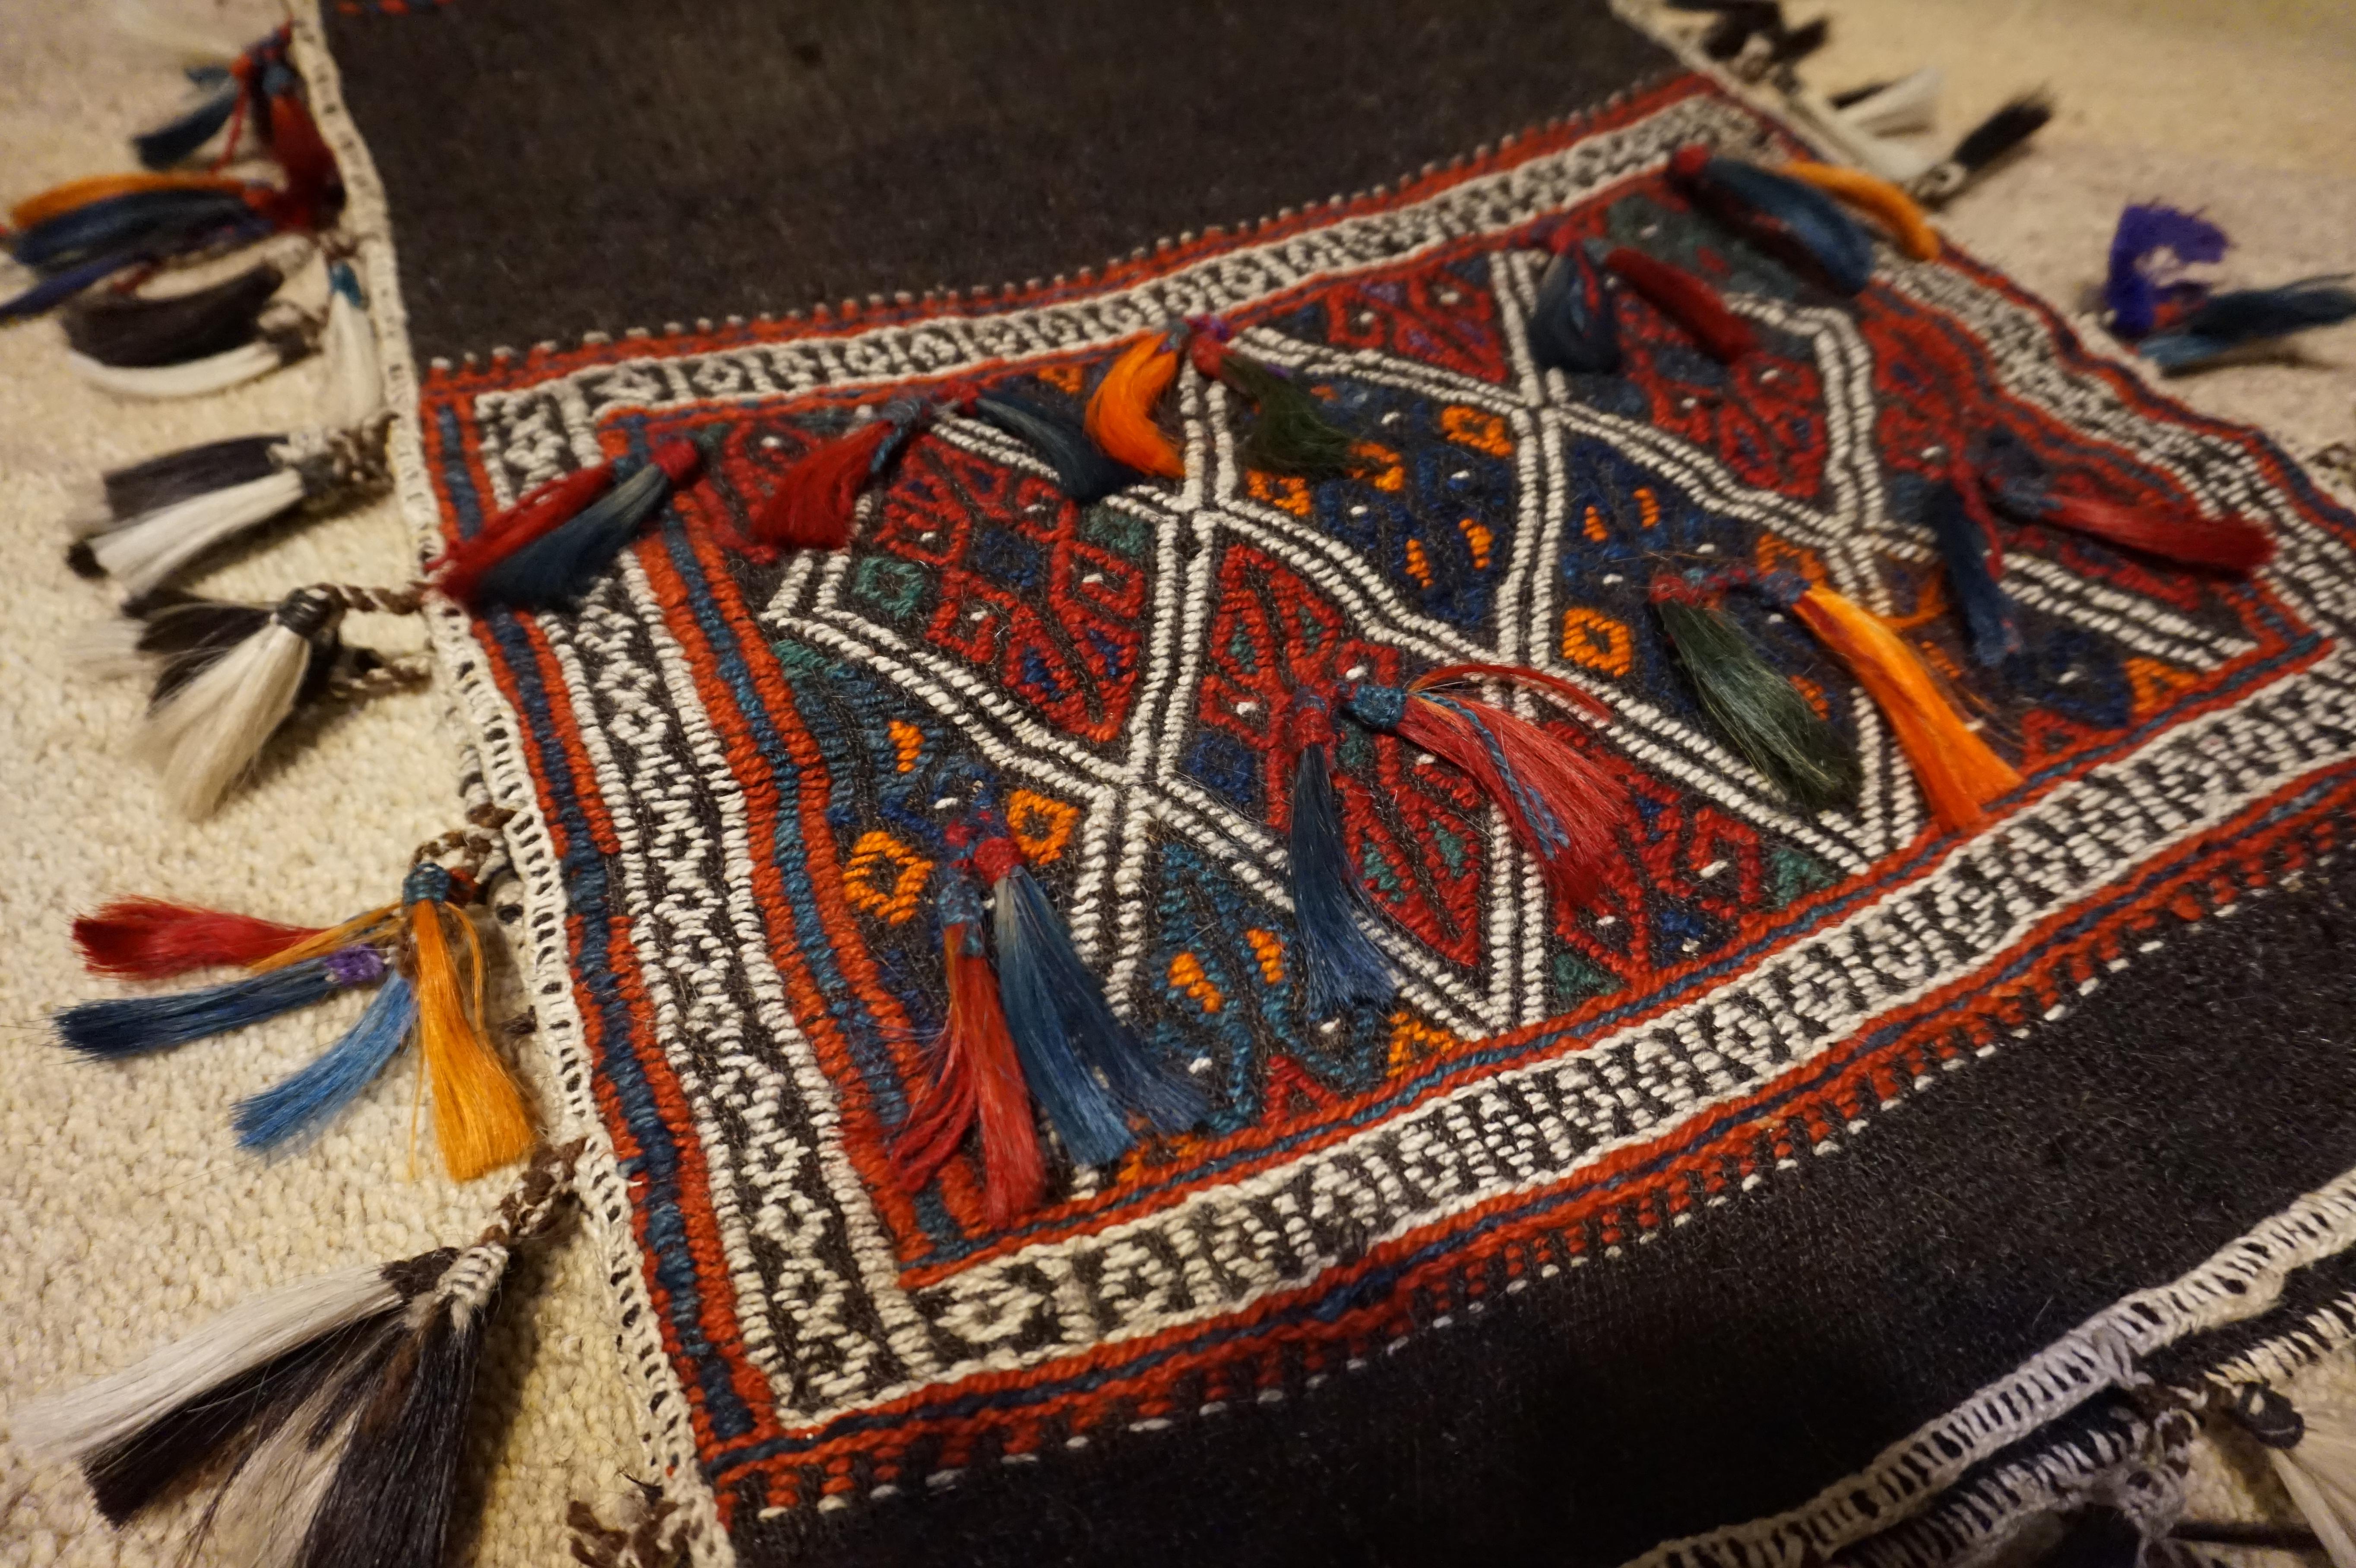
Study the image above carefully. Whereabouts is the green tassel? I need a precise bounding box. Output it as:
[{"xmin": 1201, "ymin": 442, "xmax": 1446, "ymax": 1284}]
[
  {"xmin": 1656, "ymin": 586, "xmax": 1859, "ymax": 813},
  {"xmin": 1189, "ymin": 325, "xmax": 1356, "ymax": 480}
]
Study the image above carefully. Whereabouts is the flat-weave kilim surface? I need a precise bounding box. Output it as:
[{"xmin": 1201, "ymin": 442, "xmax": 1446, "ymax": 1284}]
[{"xmin": 312, "ymin": 6, "xmax": 2356, "ymax": 1565}]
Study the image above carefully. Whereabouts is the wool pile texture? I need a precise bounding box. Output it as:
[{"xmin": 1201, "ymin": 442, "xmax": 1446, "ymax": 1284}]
[{"xmin": 8, "ymin": 2, "xmax": 2356, "ymax": 1566}]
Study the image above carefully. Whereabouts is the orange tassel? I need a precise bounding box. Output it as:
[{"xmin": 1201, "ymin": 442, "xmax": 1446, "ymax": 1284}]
[
  {"xmin": 405, "ymin": 876, "xmax": 532, "ymax": 1181},
  {"xmin": 250, "ymin": 905, "xmax": 401, "ymax": 973},
  {"xmin": 1782, "ymin": 162, "xmax": 1941, "ymax": 261},
  {"xmin": 1791, "ymin": 585, "xmax": 2019, "ymax": 832},
  {"xmin": 8, "ymin": 172, "xmax": 255, "ymax": 232},
  {"xmin": 1084, "ymin": 332, "xmax": 1185, "ymax": 480}
]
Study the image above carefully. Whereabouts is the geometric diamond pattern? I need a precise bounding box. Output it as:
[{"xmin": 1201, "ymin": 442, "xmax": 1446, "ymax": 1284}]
[{"xmin": 757, "ymin": 200, "xmax": 2255, "ymax": 1044}]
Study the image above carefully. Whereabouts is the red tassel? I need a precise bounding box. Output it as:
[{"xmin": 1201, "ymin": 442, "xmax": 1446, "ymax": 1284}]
[
  {"xmin": 1603, "ymin": 247, "xmax": 1756, "ymax": 361},
  {"xmin": 429, "ymin": 464, "xmax": 620, "ymax": 602},
  {"xmin": 751, "ymin": 419, "xmax": 900, "ymax": 552},
  {"xmin": 891, "ymin": 876, "xmax": 1047, "ymax": 1228},
  {"xmin": 263, "ymin": 85, "xmax": 338, "ymax": 230},
  {"xmin": 1347, "ymin": 664, "xmax": 1627, "ymax": 904},
  {"xmin": 73, "ymin": 897, "xmax": 326, "ymax": 980},
  {"xmin": 208, "ymin": 63, "xmax": 253, "ymax": 172},
  {"xmin": 2033, "ymin": 493, "xmax": 2275, "ymax": 574}
]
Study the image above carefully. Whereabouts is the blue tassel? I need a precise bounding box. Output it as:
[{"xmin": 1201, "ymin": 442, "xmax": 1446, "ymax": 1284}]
[
  {"xmin": 133, "ymin": 81, "xmax": 241, "ymax": 169},
  {"xmin": 2141, "ymin": 277, "xmax": 2356, "ymax": 373},
  {"xmin": 971, "ymin": 392, "xmax": 1143, "ymax": 503},
  {"xmin": 0, "ymin": 249, "xmax": 147, "ymax": 326},
  {"xmin": 9, "ymin": 188, "xmax": 254, "ymax": 273},
  {"xmin": 988, "ymin": 866, "xmax": 1141, "ymax": 1167},
  {"xmin": 998, "ymin": 869, "xmax": 1207, "ymax": 1160},
  {"xmin": 2104, "ymin": 204, "xmax": 2229, "ymax": 339},
  {"xmin": 1922, "ymin": 481, "xmax": 2021, "ymax": 666},
  {"xmin": 53, "ymin": 948, "xmax": 383, "ymax": 1060},
  {"xmin": 0, "ymin": 211, "xmax": 273, "ymax": 325},
  {"xmin": 1674, "ymin": 147, "xmax": 1875, "ymax": 294},
  {"xmin": 232, "ymin": 972, "xmax": 415, "ymax": 1150},
  {"xmin": 970, "ymin": 819, "xmax": 1207, "ymax": 1167},
  {"xmin": 1288, "ymin": 727, "xmax": 1396, "ymax": 1016},
  {"xmin": 473, "ymin": 436, "xmax": 706, "ymax": 607},
  {"xmin": 1528, "ymin": 238, "xmax": 1621, "ymax": 374}
]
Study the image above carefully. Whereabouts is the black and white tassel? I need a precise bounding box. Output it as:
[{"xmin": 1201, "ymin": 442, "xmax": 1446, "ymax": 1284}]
[
  {"xmin": 1831, "ymin": 66, "xmax": 1944, "ymax": 136},
  {"xmin": 122, "ymin": 582, "xmax": 426, "ymax": 817},
  {"xmin": 63, "ymin": 261, "xmax": 317, "ymax": 399},
  {"xmin": 66, "ymin": 417, "xmax": 391, "ymax": 597},
  {"xmin": 10, "ymin": 1142, "xmax": 582, "ymax": 1568},
  {"xmin": 1911, "ymin": 93, "xmax": 2055, "ymax": 206},
  {"xmin": 2229, "ymin": 1385, "xmax": 2356, "ymax": 1568},
  {"xmin": 62, "ymin": 261, "xmax": 285, "ymax": 368}
]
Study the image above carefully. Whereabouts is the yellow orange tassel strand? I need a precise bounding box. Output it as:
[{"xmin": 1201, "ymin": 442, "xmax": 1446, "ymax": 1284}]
[
  {"xmin": 1083, "ymin": 329, "xmax": 1187, "ymax": 479},
  {"xmin": 1786, "ymin": 581, "xmax": 2020, "ymax": 832},
  {"xmin": 1782, "ymin": 161, "xmax": 1942, "ymax": 261},
  {"xmin": 402, "ymin": 860, "xmax": 535, "ymax": 1180},
  {"xmin": 246, "ymin": 905, "xmax": 401, "ymax": 972},
  {"xmin": 8, "ymin": 171, "xmax": 254, "ymax": 232}
]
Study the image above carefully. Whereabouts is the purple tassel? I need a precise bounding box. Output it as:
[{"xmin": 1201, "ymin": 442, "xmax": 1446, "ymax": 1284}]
[{"xmin": 2104, "ymin": 204, "xmax": 2229, "ymax": 339}]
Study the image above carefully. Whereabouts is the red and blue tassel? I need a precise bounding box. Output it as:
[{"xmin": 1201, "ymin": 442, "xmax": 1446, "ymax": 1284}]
[
  {"xmin": 956, "ymin": 807, "xmax": 1206, "ymax": 1168},
  {"xmin": 1669, "ymin": 144, "xmax": 1875, "ymax": 295},
  {"xmin": 1, "ymin": 34, "xmax": 336, "ymax": 323},
  {"xmin": 1527, "ymin": 228, "xmax": 1621, "ymax": 374},
  {"xmin": 1602, "ymin": 245, "xmax": 1757, "ymax": 362},
  {"xmin": 890, "ymin": 863, "xmax": 1050, "ymax": 1225},
  {"xmin": 1975, "ymin": 433, "xmax": 2274, "ymax": 574},
  {"xmin": 751, "ymin": 397, "xmax": 939, "ymax": 553},
  {"xmin": 1340, "ymin": 664, "xmax": 1630, "ymax": 905},
  {"xmin": 131, "ymin": 26, "xmax": 286, "ymax": 170},
  {"xmin": 434, "ymin": 436, "xmax": 708, "ymax": 607}
]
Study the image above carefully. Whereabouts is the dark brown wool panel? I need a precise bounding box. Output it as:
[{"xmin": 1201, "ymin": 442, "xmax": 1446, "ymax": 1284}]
[{"xmin": 325, "ymin": 0, "xmax": 1674, "ymax": 359}]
